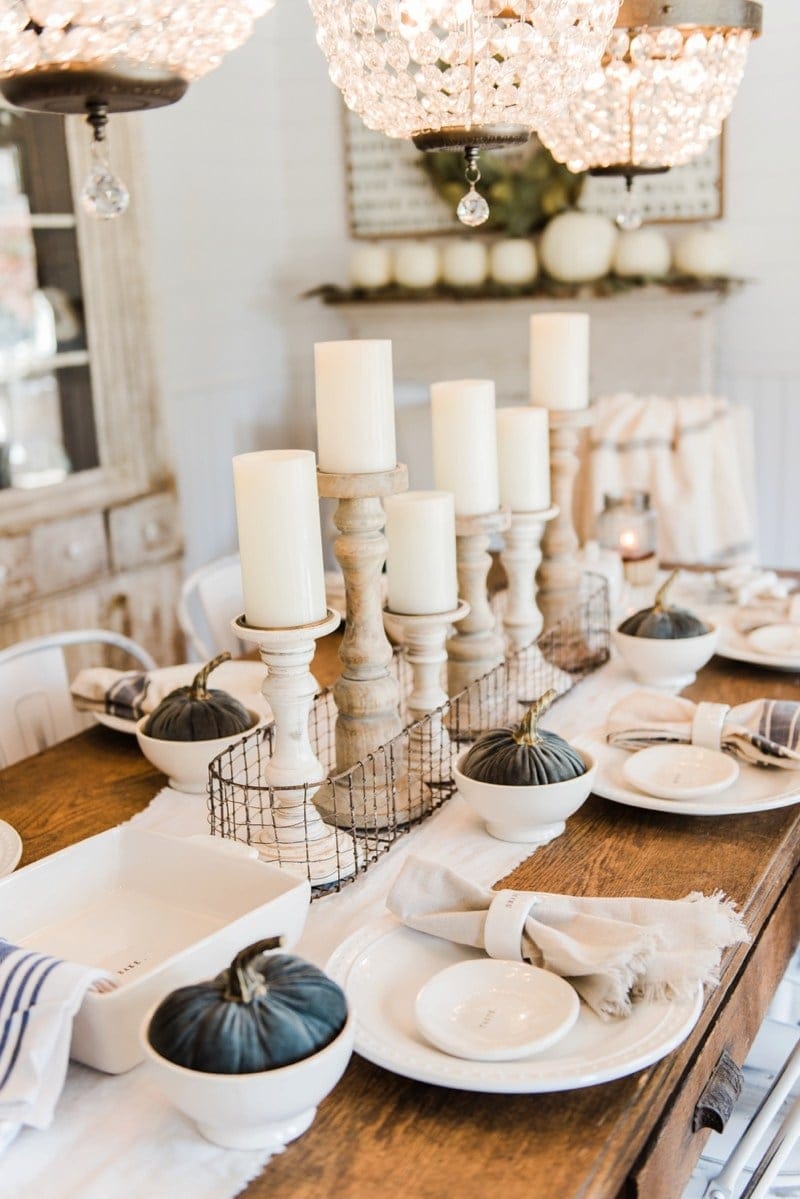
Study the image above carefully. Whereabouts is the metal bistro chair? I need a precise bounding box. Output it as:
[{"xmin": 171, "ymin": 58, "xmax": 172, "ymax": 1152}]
[
  {"xmin": 0, "ymin": 629, "xmax": 156, "ymax": 767},
  {"xmin": 177, "ymin": 553, "xmax": 245, "ymax": 662}
]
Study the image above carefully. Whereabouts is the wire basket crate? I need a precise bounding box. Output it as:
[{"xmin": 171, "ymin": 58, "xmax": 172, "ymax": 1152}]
[{"xmin": 208, "ymin": 573, "xmax": 610, "ymax": 897}]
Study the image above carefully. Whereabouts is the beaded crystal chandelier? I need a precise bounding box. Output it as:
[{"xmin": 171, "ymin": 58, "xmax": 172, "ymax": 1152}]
[
  {"xmin": 536, "ymin": 0, "xmax": 762, "ymax": 227},
  {"xmin": 310, "ymin": 0, "xmax": 622, "ymax": 226},
  {"xmin": 0, "ymin": 0, "xmax": 277, "ymax": 218}
]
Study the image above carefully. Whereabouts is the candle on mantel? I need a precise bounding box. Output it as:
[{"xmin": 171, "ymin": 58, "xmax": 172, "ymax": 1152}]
[
  {"xmin": 384, "ymin": 490, "xmax": 458, "ymax": 615},
  {"xmin": 496, "ymin": 406, "xmax": 551, "ymax": 512},
  {"xmin": 430, "ymin": 379, "xmax": 500, "ymax": 516},
  {"xmin": 529, "ymin": 313, "xmax": 590, "ymax": 411},
  {"xmin": 314, "ymin": 339, "xmax": 397, "ymax": 474},
  {"xmin": 233, "ymin": 449, "xmax": 327, "ymax": 629}
]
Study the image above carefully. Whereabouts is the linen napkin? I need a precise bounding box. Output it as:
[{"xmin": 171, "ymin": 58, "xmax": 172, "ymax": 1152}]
[
  {"xmin": 734, "ymin": 593, "xmax": 800, "ymax": 634},
  {"xmin": 70, "ymin": 666, "xmax": 157, "ymax": 721},
  {"xmin": 606, "ymin": 691, "xmax": 800, "ymax": 769},
  {"xmin": 0, "ymin": 940, "xmax": 114, "ymax": 1155},
  {"xmin": 387, "ymin": 857, "xmax": 748, "ymax": 1020}
]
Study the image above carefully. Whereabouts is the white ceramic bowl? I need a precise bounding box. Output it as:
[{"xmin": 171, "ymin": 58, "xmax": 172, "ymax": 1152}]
[
  {"xmin": 612, "ymin": 623, "xmax": 718, "ymax": 691},
  {"xmin": 454, "ymin": 751, "xmax": 597, "ymax": 845},
  {"xmin": 141, "ymin": 1012, "xmax": 355, "ymax": 1150},
  {"xmin": 135, "ymin": 712, "xmax": 259, "ymax": 793}
]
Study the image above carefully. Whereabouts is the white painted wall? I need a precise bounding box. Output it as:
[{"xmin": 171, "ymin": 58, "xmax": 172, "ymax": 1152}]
[{"xmin": 140, "ymin": 0, "xmax": 800, "ymax": 575}]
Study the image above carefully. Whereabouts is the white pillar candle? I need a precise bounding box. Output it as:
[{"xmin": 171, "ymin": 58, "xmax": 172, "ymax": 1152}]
[
  {"xmin": 233, "ymin": 449, "xmax": 327, "ymax": 629},
  {"xmin": 529, "ymin": 312, "xmax": 590, "ymax": 411},
  {"xmin": 431, "ymin": 379, "xmax": 500, "ymax": 516},
  {"xmin": 384, "ymin": 490, "xmax": 458, "ymax": 615},
  {"xmin": 314, "ymin": 339, "xmax": 397, "ymax": 474},
  {"xmin": 496, "ymin": 406, "xmax": 551, "ymax": 512}
]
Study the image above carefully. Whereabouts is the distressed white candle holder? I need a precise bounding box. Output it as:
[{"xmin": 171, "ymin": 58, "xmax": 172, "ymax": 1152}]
[
  {"xmin": 383, "ymin": 600, "xmax": 470, "ymax": 781},
  {"xmin": 499, "ymin": 504, "xmax": 559, "ymax": 653},
  {"xmin": 317, "ymin": 464, "xmax": 408, "ymax": 773},
  {"xmin": 446, "ymin": 509, "xmax": 511, "ymax": 697},
  {"xmin": 537, "ymin": 410, "xmax": 594, "ymax": 631},
  {"xmin": 231, "ymin": 609, "xmax": 358, "ymax": 888}
]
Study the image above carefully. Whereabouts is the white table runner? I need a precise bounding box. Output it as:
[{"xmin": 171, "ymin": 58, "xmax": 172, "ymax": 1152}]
[{"xmin": 0, "ymin": 657, "xmax": 640, "ymax": 1199}]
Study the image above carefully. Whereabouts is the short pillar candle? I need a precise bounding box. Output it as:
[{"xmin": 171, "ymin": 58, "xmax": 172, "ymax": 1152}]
[
  {"xmin": 384, "ymin": 490, "xmax": 458, "ymax": 616},
  {"xmin": 496, "ymin": 406, "xmax": 551, "ymax": 513}
]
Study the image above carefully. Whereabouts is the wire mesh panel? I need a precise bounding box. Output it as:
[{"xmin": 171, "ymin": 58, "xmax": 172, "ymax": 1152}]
[{"xmin": 208, "ymin": 574, "xmax": 610, "ymax": 898}]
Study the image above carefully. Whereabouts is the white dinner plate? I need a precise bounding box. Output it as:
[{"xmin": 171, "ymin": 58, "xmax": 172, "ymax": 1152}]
[
  {"xmin": 0, "ymin": 820, "xmax": 22, "ymax": 876},
  {"xmin": 93, "ymin": 661, "xmax": 271, "ymax": 734},
  {"xmin": 622, "ymin": 745, "xmax": 740, "ymax": 801},
  {"xmin": 415, "ymin": 959, "xmax": 580, "ymax": 1062},
  {"xmin": 576, "ymin": 727, "xmax": 800, "ymax": 816},
  {"xmin": 714, "ymin": 611, "xmax": 800, "ymax": 673},
  {"xmin": 326, "ymin": 916, "xmax": 702, "ymax": 1093}
]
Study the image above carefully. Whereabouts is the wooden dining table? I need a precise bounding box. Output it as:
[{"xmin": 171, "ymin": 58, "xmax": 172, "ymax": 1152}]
[{"xmin": 2, "ymin": 633, "xmax": 799, "ymax": 1199}]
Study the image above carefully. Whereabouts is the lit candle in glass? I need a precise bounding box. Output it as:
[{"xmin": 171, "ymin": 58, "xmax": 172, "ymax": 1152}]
[
  {"xmin": 596, "ymin": 491, "xmax": 659, "ymax": 584},
  {"xmin": 314, "ymin": 339, "xmax": 397, "ymax": 473},
  {"xmin": 384, "ymin": 490, "xmax": 458, "ymax": 615},
  {"xmin": 431, "ymin": 379, "xmax": 500, "ymax": 516},
  {"xmin": 529, "ymin": 313, "xmax": 590, "ymax": 411},
  {"xmin": 233, "ymin": 449, "xmax": 327, "ymax": 629}
]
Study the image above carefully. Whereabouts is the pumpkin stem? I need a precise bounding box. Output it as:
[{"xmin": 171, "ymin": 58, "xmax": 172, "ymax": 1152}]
[
  {"xmin": 190, "ymin": 651, "xmax": 232, "ymax": 700},
  {"xmin": 224, "ymin": 936, "xmax": 283, "ymax": 1004},
  {"xmin": 654, "ymin": 569, "xmax": 680, "ymax": 611},
  {"xmin": 513, "ymin": 689, "xmax": 557, "ymax": 747}
]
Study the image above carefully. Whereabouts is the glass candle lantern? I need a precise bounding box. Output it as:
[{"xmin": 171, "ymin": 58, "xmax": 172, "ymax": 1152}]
[{"xmin": 596, "ymin": 491, "xmax": 658, "ymax": 585}]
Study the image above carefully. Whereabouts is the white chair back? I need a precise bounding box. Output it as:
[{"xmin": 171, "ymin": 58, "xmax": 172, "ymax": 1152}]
[
  {"xmin": 177, "ymin": 554, "xmax": 245, "ymax": 661},
  {"xmin": 0, "ymin": 630, "xmax": 156, "ymax": 767}
]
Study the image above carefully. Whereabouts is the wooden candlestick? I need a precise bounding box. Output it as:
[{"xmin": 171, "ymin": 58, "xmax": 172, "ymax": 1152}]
[
  {"xmin": 536, "ymin": 410, "xmax": 594, "ymax": 631},
  {"xmin": 231, "ymin": 610, "xmax": 358, "ymax": 887},
  {"xmin": 500, "ymin": 505, "xmax": 559, "ymax": 653},
  {"xmin": 446, "ymin": 509, "xmax": 511, "ymax": 696},
  {"xmin": 317, "ymin": 464, "xmax": 408, "ymax": 772}
]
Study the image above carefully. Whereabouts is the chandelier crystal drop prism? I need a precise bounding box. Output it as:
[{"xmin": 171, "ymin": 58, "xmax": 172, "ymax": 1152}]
[{"xmin": 536, "ymin": 0, "xmax": 762, "ymax": 176}]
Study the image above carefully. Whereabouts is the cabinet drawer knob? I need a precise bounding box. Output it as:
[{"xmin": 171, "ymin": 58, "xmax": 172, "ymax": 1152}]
[{"xmin": 693, "ymin": 1049, "xmax": 743, "ymax": 1133}]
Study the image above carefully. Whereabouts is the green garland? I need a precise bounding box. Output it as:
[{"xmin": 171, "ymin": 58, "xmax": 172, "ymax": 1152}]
[{"xmin": 421, "ymin": 144, "xmax": 585, "ymax": 237}]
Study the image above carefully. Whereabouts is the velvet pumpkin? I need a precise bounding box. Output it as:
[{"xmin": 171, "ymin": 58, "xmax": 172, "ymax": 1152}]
[
  {"xmin": 617, "ymin": 570, "xmax": 710, "ymax": 640},
  {"xmin": 147, "ymin": 939, "xmax": 349, "ymax": 1075},
  {"xmin": 460, "ymin": 689, "xmax": 585, "ymax": 787},
  {"xmin": 143, "ymin": 652, "xmax": 254, "ymax": 741}
]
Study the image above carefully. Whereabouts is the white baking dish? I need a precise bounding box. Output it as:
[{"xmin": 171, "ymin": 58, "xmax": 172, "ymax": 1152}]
[{"xmin": 0, "ymin": 827, "xmax": 310, "ymax": 1074}]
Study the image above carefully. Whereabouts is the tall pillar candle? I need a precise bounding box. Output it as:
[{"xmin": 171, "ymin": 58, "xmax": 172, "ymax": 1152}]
[
  {"xmin": 431, "ymin": 379, "xmax": 499, "ymax": 516},
  {"xmin": 233, "ymin": 449, "xmax": 327, "ymax": 629},
  {"xmin": 384, "ymin": 491, "xmax": 458, "ymax": 615},
  {"xmin": 496, "ymin": 406, "xmax": 551, "ymax": 513},
  {"xmin": 314, "ymin": 339, "xmax": 397, "ymax": 474},
  {"xmin": 529, "ymin": 313, "xmax": 590, "ymax": 411}
]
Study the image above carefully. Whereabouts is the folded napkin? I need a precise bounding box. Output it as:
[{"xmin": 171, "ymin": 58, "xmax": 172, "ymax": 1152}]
[
  {"xmin": 735, "ymin": 593, "xmax": 800, "ymax": 634},
  {"xmin": 715, "ymin": 566, "xmax": 792, "ymax": 606},
  {"xmin": 606, "ymin": 691, "xmax": 800, "ymax": 769},
  {"xmin": 387, "ymin": 857, "xmax": 747, "ymax": 1020},
  {"xmin": 0, "ymin": 940, "xmax": 114, "ymax": 1155}
]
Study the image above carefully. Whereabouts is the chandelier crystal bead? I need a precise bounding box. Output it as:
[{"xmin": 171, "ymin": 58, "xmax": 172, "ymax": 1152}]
[{"xmin": 535, "ymin": 0, "xmax": 762, "ymax": 175}]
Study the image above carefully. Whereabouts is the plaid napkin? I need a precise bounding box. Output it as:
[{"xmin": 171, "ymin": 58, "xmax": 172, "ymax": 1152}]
[
  {"xmin": 70, "ymin": 667, "xmax": 155, "ymax": 720},
  {"xmin": 0, "ymin": 940, "xmax": 114, "ymax": 1155},
  {"xmin": 387, "ymin": 857, "xmax": 747, "ymax": 1020},
  {"xmin": 606, "ymin": 690, "xmax": 800, "ymax": 769}
]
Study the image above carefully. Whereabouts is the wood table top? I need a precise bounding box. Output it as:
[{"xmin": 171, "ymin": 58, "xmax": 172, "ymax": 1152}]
[{"xmin": 1, "ymin": 635, "xmax": 799, "ymax": 1199}]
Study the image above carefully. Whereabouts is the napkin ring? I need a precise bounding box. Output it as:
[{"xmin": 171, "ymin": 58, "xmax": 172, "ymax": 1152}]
[
  {"xmin": 485, "ymin": 890, "xmax": 537, "ymax": 961},
  {"xmin": 691, "ymin": 702, "xmax": 730, "ymax": 752}
]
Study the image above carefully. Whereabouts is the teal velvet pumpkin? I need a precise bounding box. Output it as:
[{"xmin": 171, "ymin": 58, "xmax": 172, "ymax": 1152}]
[
  {"xmin": 143, "ymin": 652, "xmax": 254, "ymax": 741},
  {"xmin": 461, "ymin": 689, "xmax": 585, "ymax": 787},
  {"xmin": 617, "ymin": 570, "xmax": 710, "ymax": 640},
  {"xmin": 147, "ymin": 939, "xmax": 349, "ymax": 1074}
]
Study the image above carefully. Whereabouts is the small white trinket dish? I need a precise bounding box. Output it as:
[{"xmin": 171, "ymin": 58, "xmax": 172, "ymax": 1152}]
[
  {"xmin": 612, "ymin": 624, "xmax": 718, "ymax": 691},
  {"xmin": 135, "ymin": 711, "xmax": 260, "ymax": 794},
  {"xmin": 414, "ymin": 959, "xmax": 580, "ymax": 1062},
  {"xmin": 747, "ymin": 623, "xmax": 800, "ymax": 659},
  {"xmin": 622, "ymin": 744, "xmax": 740, "ymax": 801},
  {"xmin": 142, "ymin": 1012, "xmax": 355, "ymax": 1151},
  {"xmin": 0, "ymin": 826, "xmax": 310, "ymax": 1073}
]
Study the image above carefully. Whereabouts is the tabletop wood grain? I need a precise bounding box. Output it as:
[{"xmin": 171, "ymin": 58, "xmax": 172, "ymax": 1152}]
[{"xmin": 1, "ymin": 633, "xmax": 799, "ymax": 1199}]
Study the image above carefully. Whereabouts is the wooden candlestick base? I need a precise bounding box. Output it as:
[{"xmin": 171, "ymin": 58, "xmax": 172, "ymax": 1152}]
[
  {"xmin": 231, "ymin": 610, "xmax": 359, "ymax": 888},
  {"xmin": 500, "ymin": 505, "xmax": 559, "ymax": 653},
  {"xmin": 537, "ymin": 410, "xmax": 594, "ymax": 631},
  {"xmin": 317, "ymin": 464, "xmax": 408, "ymax": 773},
  {"xmin": 447, "ymin": 509, "xmax": 511, "ymax": 696}
]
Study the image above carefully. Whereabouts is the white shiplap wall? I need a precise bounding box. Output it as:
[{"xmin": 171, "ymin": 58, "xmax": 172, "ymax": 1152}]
[{"xmin": 139, "ymin": 0, "xmax": 800, "ymax": 573}]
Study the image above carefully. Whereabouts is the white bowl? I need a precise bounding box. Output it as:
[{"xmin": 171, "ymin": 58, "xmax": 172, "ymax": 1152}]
[
  {"xmin": 622, "ymin": 744, "xmax": 739, "ymax": 801},
  {"xmin": 454, "ymin": 751, "xmax": 597, "ymax": 845},
  {"xmin": 612, "ymin": 623, "xmax": 718, "ymax": 691},
  {"xmin": 141, "ymin": 1012, "xmax": 355, "ymax": 1150},
  {"xmin": 135, "ymin": 712, "xmax": 259, "ymax": 793}
]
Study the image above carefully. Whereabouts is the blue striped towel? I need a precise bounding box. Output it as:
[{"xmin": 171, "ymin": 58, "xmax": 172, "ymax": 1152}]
[{"xmin": 0, "ymin": 941, "xmax": 113, "ymax": 1155}]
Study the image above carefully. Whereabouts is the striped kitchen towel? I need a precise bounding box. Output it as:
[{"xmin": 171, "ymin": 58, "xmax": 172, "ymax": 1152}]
[{"xmin": 0, "ymin": 941, "xmax": 114, "ymax": 1155}]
